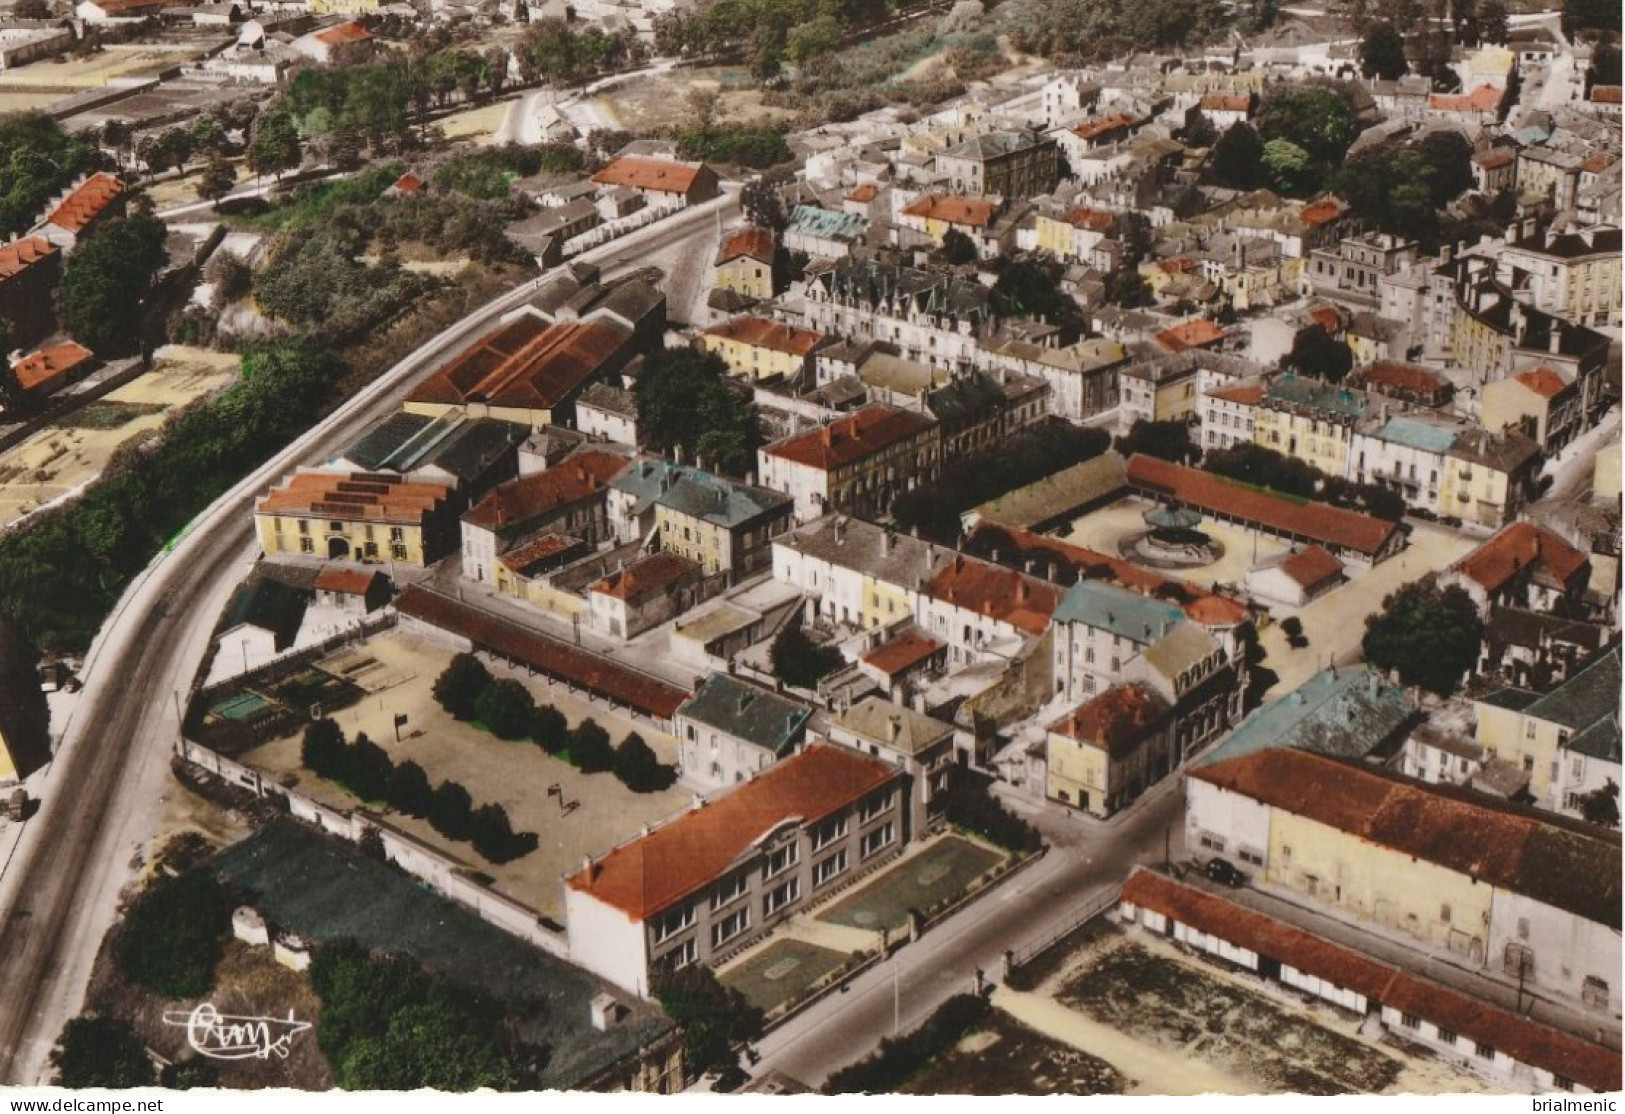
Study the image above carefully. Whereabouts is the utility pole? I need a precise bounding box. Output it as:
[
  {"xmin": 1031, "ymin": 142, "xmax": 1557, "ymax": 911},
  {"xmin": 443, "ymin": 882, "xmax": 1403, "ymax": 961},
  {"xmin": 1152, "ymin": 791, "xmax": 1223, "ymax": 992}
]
[{"xmin": 893, "ymin": 956, "xmax": 900, "ymax": 1037}]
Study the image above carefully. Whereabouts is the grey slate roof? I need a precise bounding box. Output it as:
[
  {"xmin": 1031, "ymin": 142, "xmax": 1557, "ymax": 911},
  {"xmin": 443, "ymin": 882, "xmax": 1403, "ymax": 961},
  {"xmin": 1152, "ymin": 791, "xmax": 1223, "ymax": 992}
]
[
  {"xmin": 678, "ymin": 672, "xmax": 812, "ymax": 756},
  {"xmin": 1523, "ymin": 645, "xmax": 1621, "ymax": 763},
  {"xmin": 611, "ymin": 458, "xmax": 791, "ymax": 527},
  {"xmin": 1200, "ymin": 665, "xmax": 1416, "ymax": 766},
  {"xmin": 221, "ymin": 579, "xmax": 308, "ymax": 650}
]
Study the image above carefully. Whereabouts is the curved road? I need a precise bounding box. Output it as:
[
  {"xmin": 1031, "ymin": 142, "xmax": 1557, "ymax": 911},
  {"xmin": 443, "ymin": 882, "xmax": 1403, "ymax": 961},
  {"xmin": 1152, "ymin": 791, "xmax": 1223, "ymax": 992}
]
[{"xmin": 0, "ymin": 194, "xmax": 737, "ymax": 1084}]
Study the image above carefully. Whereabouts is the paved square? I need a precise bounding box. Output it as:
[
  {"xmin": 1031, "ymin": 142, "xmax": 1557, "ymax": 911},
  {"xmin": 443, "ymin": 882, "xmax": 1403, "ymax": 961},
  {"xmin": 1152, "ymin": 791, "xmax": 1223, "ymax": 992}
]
[
  {"xmin": 818, "ymin": 836, "xmax": 1004, "ymax": 932},
  {"xmin": 719, "ymin": 939, "xmax": 851, "ymax": 1015}
]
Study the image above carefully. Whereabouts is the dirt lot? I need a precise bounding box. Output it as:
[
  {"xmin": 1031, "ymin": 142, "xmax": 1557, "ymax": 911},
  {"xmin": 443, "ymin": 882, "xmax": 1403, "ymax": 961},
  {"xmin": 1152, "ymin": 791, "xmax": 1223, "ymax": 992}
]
[
  {"xmin": 436, "ymin": 101, "xmax": 510, "ymax": 144},
  {"xmin": 902, "ymin": 1008, "xmax": 1125, "ymax": 1095},
  {"xmin": 0, "ymin": 347, "xmax": 237, "ymax": 531},
  {"xmin": 0, "ymin": 44, "xmax": 203, "ymax": 89},
  {"xmin": 1054, "ymin": 936, "xmax": 1403, "ymax": 1094},
  {"xmin": 597, "ymin": 67, "xmax": 802, "ymax": 132},
  {"xmin": 240, "ymin": 631, "xmax": 689, "ymax": 920}
]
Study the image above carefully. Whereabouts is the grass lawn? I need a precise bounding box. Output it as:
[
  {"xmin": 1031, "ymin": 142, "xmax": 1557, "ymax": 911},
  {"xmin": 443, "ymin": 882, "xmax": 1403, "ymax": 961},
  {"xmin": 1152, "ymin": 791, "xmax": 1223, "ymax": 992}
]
[{"xmin": 818, "ymin": 836, "xmax": 1004, "ymax": 932}]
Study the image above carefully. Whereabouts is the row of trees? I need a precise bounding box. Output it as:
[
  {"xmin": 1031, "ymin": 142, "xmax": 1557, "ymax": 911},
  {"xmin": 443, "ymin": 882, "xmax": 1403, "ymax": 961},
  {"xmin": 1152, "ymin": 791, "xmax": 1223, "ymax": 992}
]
[
  {"xmin": 301, "ymin": 718, "xmax": 537, "ymax": 863},
  {"xmin": 1202, "ymin": 443, "xmax": 1408, "ymax": 521},
  {"xmin": 995, "ymin": 0, "xmax": 1232, "ymax": 62},
  {"xmin": 433, "ymin": 653, "xmax": 676, "ymax": 792},
  {"xmin": 654, "ymin": 0, "xmax": 889, "ymax": 80},
  {"xmin": 892, "ymin": 422, "xmax": 1113, "ymax": 543},
  {"xmin": 0, "ymin": 114, "xmax": 102, "ymax": 239}
]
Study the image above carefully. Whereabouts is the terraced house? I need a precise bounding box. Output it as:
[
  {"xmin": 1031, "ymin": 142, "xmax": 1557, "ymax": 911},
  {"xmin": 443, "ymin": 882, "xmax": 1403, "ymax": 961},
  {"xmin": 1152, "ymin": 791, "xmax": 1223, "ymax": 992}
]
[
  {"xmin": 564, "ymin": 745, "xmax": 904, "ymax": 997},
  {"xmin": 802, "ymin": 258, "xmax": 1002, "ymax": 371},
  {"xmin": 255, "ymin": 471, "xmax": 459, "ymax": 565},
  {"xmin": 758, "ymin": 404, "xmax": 940, "ymax": 522},
  {"xmin": 698, "ymin": 316, "xmax": 827, "ymax": 384},
  {"xmin": 675, "ymin": 672, "xmax": 813, "ymax": 791}
]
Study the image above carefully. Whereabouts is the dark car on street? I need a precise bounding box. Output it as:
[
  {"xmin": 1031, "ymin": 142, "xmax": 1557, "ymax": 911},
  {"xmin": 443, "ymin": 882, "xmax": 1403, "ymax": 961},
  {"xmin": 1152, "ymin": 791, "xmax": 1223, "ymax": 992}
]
[{"xmin": 1204, "ymin": 857, "xmax": 1246, "ymax": 888}]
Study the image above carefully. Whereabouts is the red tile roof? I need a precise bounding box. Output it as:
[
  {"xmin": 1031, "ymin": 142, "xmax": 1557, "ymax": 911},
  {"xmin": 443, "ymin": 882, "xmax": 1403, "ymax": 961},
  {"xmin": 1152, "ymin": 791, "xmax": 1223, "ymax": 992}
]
[
  {"xmin": 314, "ymin": 566, "xmax": 384, "ymax": 595},
  {"xmin": 395, "ymin": 585, "xmax": 689, "ymax": 719},
  {"xmin": 1450, "ymin": 521, "xmax": 1589, "ymax": 596},
  {"xmin": 1050, "ymin": 684, "xmax": 1166, "ymax": 759},
  {"xmin": 1581, "ymin": 152, "xmax": 1616, "ymax": 174},
  {"xmin": 965, "ymin": 523, "xmax": 1249, "ymax": 627},
  {"xmin": 1155, "ymin": 318, "xmax": 1226, "ymax": 352},
  {"xmin": 846, "ymin": 184, "xmax": 879, "ymax": 203},
  {"xmin": 1474, "ymin": 149, "xmax": 1516, "ymax": 170},
  {"xmin": 901, "ymin": 194, "xmax": 997, "ymax": 229},
  {"xmin": 764, "ymin": 405, "xmax": 936, "ymax": 472},
  {"xmin": 1073, "ymin": 113, "xmax": 1135, "ymax": 140},
  {"xmin": 1190, "ymin": 748, "xmax": 1621, "ymax": 926},
  {"xmin": 498, "ymin": 532, "xmax": 583, "ymax": 573},
  {"xmin": 1298, "ymin": 198, "xmax": 1345, "ymax": 227},
  {"xmin": 408, "ymin": 316, "xmax": 631, "ymax": 412},
  {"xmin": 1060, "ymin": 207, "xmax": 1115, "ymax": 232},
  {"xmin": 12, "ymin": 341, "xmax": 93, "ymax": 394},
  {"xmin": 1198, "ymin": 94, "xmax": 1251, "ymax": 113},
  {"xmin": 591, "ymin": 156, "xmax": 708, "ymax": 195},
  {"xmin": 42, "ymin": 173, "xmax": 123, "ymax": 235},
  {"xmin": 1154, "ymin": 257, "xmax": 1197, "ymax": 275},
  {"xmin": 314, "ymin": 20, "xmax": 370, "ymax": 45},
  {"xmin": 1125, "ymin": 454, "xmax": 1400, "ymax": 557},
  {"xmin": 1120, "ymin": 870, "xmax": 1621, "ymax": 1093},
  {"xmin": 925, "ymin": 555, "xmax": 1058, "ymax": 637},
  {"xmin": 1353, "ymin": 361, "xmax": 1451, "ymax": 400},
  {"xmin": 1429, "ymin": 84, "xmax": 1502, "ymax": 113},
  {"xmin": 861, "ymin": 632, "xmax": 942, "ymax": 677},
  {"xmin": 257, "ymin": 472, "xmax": 452, "ymax": 524},
  {"xmin": 703, "ymin": 315, "xmax": 825, "ymax": 356},
  {"xmin": 462, "ymin": 450, "xmax": 626, "ymax": 531},
  {"xmin": 589, "ymin": 552, "xmax": 697, "ymax": 601},
  {"xmin": 1208, "ymin": 382, "xmax": 1264, "ymax": 406},
  {"xmin": 1513, "ymin": 366, "xmax": 1570, "ymax": 399},
  {"xmin": 0, "ymin": 236, "xmax": 58, "ymax": 282},
  {"xmin": 390, "ymin": 172, "xmax": 424, "ymax": 194},
  {"xmin": 566, "ymin": 744, "xmax": 898, "ymax": 919},
  {"xmin": 716, "ymin": 225, "xmax": 775, "ymax": 266},
  {"xmin": 1308, "ymin": 304, "xmax": 1343, "ymax": 335},
  {"xmin": 1278, "ymin": 545, "xmax": 1342, "ymax": 591},
  {"xmin": 1589, "ymin": 85, "xmax": 1622, "ymax": 104}
]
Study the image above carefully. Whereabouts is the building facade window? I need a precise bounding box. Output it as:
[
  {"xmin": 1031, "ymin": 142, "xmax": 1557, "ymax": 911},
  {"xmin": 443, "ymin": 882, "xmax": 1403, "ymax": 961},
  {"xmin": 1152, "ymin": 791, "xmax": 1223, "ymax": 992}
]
[
  {"xmin": 711, "ymin": 907, "xmax": 750, "ymax": 949},
  {"xmin": 813, "ymin": 849, "xmax": 848, "ymax": 887}
]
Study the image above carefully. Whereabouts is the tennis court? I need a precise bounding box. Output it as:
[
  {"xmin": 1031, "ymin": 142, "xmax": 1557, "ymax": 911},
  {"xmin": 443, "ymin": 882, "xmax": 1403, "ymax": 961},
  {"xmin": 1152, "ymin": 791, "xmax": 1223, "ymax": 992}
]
[
  {"xmin": 817, "ymin": 835, "xmax": 1005, "ymax": 932},
  {"xmin": 211, "ymin": 691, "xmax": 270, "ymax": 722}
]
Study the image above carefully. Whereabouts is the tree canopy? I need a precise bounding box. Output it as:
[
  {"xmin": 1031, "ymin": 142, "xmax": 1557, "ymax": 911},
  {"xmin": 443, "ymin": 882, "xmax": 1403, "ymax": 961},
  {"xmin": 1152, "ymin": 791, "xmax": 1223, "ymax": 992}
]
[
  {"xmin": 1282, "ymin": 324, "xmax": 1354, "ymax": 383},
  {"xmin": 61, "ymin": 214, "xmax": 168, "ymax": 357},
  {"xmin": 0, "ymin": 115, "xmax": 101, "ymax": 239},
  {"xmin": 1117, "ymin": 419, "xmax": 1198, "ymax": 464},
  {"xmin": 1359, "ymin": 22, "xmax": 1408, "ymax": 79},
  {"xmin": 633, "ymin": 349, "xmax": 759, "ymax": 476},
  {"xmin": 1254, "ymin": 87, "xmax": 1356, "ymax": 192},
  {"xmin": 117, "ymin": 870, "xmax": 231, "ymax": 999},
  {"xmin": 653, "ymin": 964, "xmax": 765, "ymax": 1075},
  {"xmin": 1361, "ymin": 582, "xmax": 1483, "ymax": 695},
  {"xmin": 433, "ymin": 653, "xmax": 492, "ymax": 720},
  {"xmin": 1207, "ymin": 123, "xmax": 1266, "ymax": 190},
  {"xmin": 51, "ymin": 1016, "xmax": 156, "ymax": 1088},
  {"xmin": 771, "ymin": 623, "xmax": 843, "ymax": 690}
]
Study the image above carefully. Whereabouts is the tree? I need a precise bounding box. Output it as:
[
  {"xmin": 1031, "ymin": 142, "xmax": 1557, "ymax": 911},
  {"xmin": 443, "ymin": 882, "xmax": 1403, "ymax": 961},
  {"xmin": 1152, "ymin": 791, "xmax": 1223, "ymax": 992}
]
[
  {"xmin": 116, "ymin": 870, "xmax": 231, "ymax": 999},
  {"xmin": 428, "ymin": 780, "xmax": 474, "ymax": 840},
  {"xmin": 530, "ymin": 704, "xmax": 569, "ymax": 753},
  {"xmin": 302, "ymin": 717, "xmax": 348, "ymax": 780},
  {"xmin": 197, "ymin": 154, "xmax": 236, "ymax": 208},
  {"xmin": 1587, "ymin": 41, "xmax": 1622, "ymax": 91},
  {"xmin": 1180, "ymin": 108, "xmax": 1219, "ymax": 149},
  {"xmin": 1579, "ymin": 781, "xmax": 1620, "ymax": 828},
  {"xmin": 433, "ymin": 652, "xmax": 491, "ymax": 720},
  {"xmin": 12, "ymin": 0, "xmax": 52, "ymax": 17},
  {"xmin": 1256, "ymin": 87, "xmax": 1355, "ymax": 167},
  {"xmin": 1477, "ymin": 0, "xmax": 1507, "ymax": 42},
  {"xmin": 741, "ymin": 168, "xmax": 790, "ymax": 231},
  {"xmin": 570, "ymin": 718, "xmax": 614, "ymax": 773},
  {"xmin": 653, "ymin": 964, "xmax": 765, "ymax": 1075},
  {"xmin": 994, "ymin": 259, "xmax": 1082, "ymax": 334},
  {"xmin": 1116, "ymin": 419, "xmax": 1197, "ymax": 464},
  {"xmin": 386, "ymin": 759, "xmax": 434, "ymax": 817},
  {"xmin": 936, "ymin": 227, "xmax": 978, "ymax": 266},
  {"xmin": 1359, "ymin": 22, "xmax": 1408, "ymax": 79},
  {"xmin": 1562, "ymin": 0, "xmax": 1615, "ymax": 37},
  {"xmin": 687, "ymin": 86, "xmax": 720, "ymax": 133},
  {"xmin": 159, "ymin": 1058, "xmax": 221, "ymax": 1089},
  {"xmin": 771, "ymin": 623, "xmax": 843, "ymax": 690},
  {"xmin": 1361, "ymin": 582, "xmax": 1483, "ymax": 695},
  {"xmin": 474, "ymin": 677, "xmax": 535, "ymax": 740},
  {"xmin": 346, "ymin": 732, "xmax": 393, "ymax": 802},
  {"xmin": 51, "ymin": 1016, "xmax": 155, "ymax": 1088},
  {"xmin": 1261, "ymin": 137, "xmax": 1316, "ymax": 194},
  {"xmin": 1282, "ymin": 323, "xmax": 1354, "ymax": 382},
  {"xmin": 614, "ymin": 732, "xmax": 675, "ymax": 793},
  {"xmin": 469, "ymin": 803, "xmax": 523, "ymax": 862},
  {"xmin": 0, "ymin": 321, "xmax": 28, "ymax": 419},
  {"xmin": 1207, "ymin": 122, "xmax": 1266, "ymax": 190},
  {"xmin": 61, "ymin": 214, "xmax": 168, "ymax": 357},
  {"xmin": 633, "ymin": 349, "xmax": 759, "ymax": 475},
  {"xmin": 247, "ymin": 109, "xmax": 302, "ymax": 180}
]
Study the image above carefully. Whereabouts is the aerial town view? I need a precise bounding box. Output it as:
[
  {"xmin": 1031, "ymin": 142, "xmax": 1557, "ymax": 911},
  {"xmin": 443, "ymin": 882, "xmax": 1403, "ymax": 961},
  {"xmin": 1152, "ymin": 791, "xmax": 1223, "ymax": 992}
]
[{"xmin": 0, "ymin": 0, "xmax": 1614, "ymax": 1097}]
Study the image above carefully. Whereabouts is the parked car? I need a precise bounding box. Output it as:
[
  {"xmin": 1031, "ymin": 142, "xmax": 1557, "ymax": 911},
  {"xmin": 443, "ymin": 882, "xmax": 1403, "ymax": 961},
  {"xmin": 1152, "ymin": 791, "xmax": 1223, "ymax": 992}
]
[{"xmin": 1204, "ymin": 857, "xmax": 1246, "ymax": 888}]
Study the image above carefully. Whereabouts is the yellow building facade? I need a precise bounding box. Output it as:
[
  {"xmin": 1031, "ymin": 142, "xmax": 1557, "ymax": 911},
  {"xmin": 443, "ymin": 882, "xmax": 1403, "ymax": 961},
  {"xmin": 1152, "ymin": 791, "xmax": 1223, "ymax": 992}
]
[
  {"xmin": 254, "ymin": 472, "xmax": 455, "ymax": 566},
  {"xmin": 1252, "ymin": 408, "xmax": 1355, "ymax": 478},
  {"xmin": 1265, "ymin": 807, "xmax": 1493, "ymax": 959},
  {"xmin": 698, "ymin": 317, "xmax": 823, "ymax": 383},
  {"xmin": 1438, "ymin": 453, "xmax": 1516, "ymax": 528},
  {"xmin": 1450, "ymin": 304, "xmax": 1513, "ymax": 379},
  {"xmin": 1047, "ymin": 732, "xmax": 1107, "ymax": 814}
]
